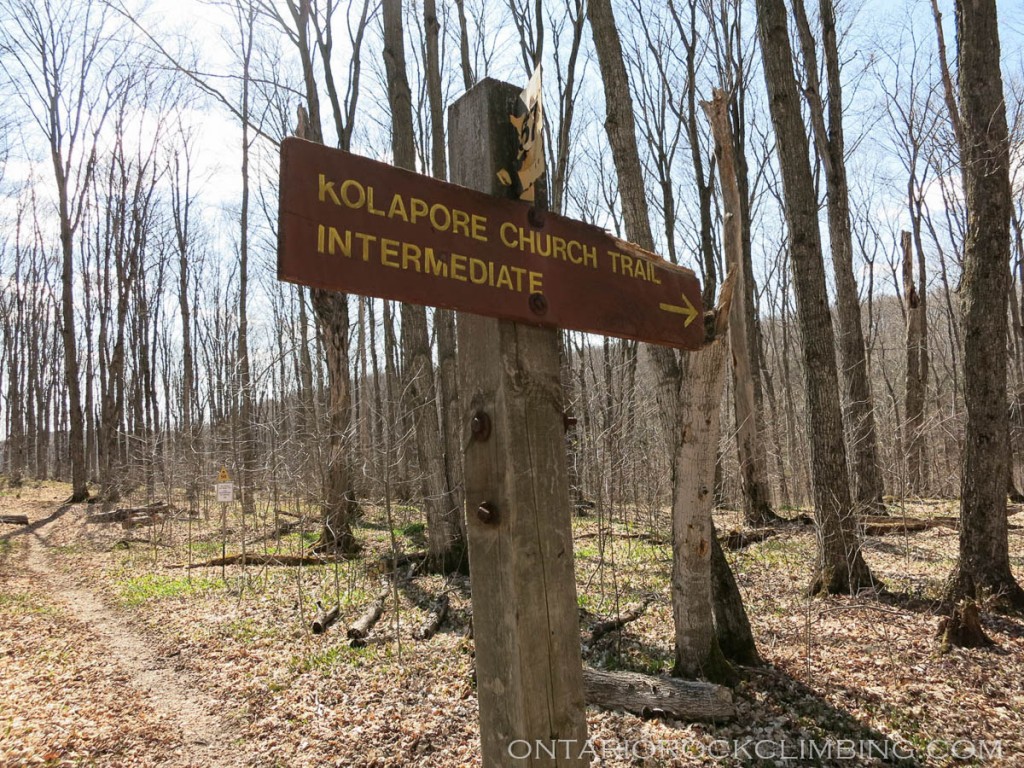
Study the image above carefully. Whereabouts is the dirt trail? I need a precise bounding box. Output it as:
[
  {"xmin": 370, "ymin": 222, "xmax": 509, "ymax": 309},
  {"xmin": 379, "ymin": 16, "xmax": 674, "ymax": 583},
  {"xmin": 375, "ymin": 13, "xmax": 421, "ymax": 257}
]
[{"xmin": 4, "ymin": 496, "xmax": 251, "ymax": 768}]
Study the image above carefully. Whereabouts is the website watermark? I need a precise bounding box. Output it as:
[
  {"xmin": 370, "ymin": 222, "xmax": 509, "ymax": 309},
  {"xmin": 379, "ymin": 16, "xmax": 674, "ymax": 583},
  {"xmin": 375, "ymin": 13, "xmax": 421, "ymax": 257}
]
[{"xmin": 506, "ymin": 737, "xmax": 1002, "ymax": 762}]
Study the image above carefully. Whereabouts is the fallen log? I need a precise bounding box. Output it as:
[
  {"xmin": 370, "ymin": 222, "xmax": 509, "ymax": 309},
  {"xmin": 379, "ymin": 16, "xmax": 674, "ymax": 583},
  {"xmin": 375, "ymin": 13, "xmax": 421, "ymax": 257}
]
[
  {"xmin": 86, "ymin": 502, "xmax": 173, "ymax": 525},
  {"xmin": 860, "ymin": 518, "xmax": 930, "ymax": 536},
  {"xmin": 348, "ymin": 585, "xmax": 391, "ymax": 643},
  {"xmin": 177, "ymin": 553, "xmax": 344, "ymax": 569},
  {"xmin": 858, "ymin": 515, "xmax": 959, "ymax": 536},
  {"xmin": 582, "ymin": 667, "xmax": 735, "ymax": 722},
  {"xmin": 575, "ymin": 530, "xmax": 667, "ymax": 546},
  {"xmin": 588, "ymin": 598, "xmax": 651, "ymax": 644},
  {"xmin": 0, "ymin": 515, "xmax": 29, "ymax": 526},
  {"xmin": 121, "ymin": 514, "xmax": 166, "ymax": 530},
  {"xmin": 721, "ymin": 527, "xmax": 777, "ymax": 551},
  {"xmin": 312, "ymin": 604, "xmax": 341, "ymax": 635},
  {"xmin": 413, "ymin": 594, "xmax": 450, "ymax": 640}
]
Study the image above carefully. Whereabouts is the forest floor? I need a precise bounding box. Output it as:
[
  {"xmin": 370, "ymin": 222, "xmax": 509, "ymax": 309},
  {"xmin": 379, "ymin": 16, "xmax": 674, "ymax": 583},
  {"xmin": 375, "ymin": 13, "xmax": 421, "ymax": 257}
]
[{"xmin": 1, "ymin": 482, "xmax": 1022, "ymax": 767}]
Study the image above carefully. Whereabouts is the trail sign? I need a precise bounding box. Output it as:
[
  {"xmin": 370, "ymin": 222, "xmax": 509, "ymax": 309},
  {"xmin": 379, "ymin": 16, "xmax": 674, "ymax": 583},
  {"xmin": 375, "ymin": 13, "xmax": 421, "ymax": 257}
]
[
  {"xmin": 277, "ymin": 137, "xmax": 704, "ymax": 350},
  {"xmin": 217, "ymin": 466, "xmax": 230, "ymax": 483},
  {"xmin": 215, "ymin": 483, "xmax": 234, "ymax": 503}
]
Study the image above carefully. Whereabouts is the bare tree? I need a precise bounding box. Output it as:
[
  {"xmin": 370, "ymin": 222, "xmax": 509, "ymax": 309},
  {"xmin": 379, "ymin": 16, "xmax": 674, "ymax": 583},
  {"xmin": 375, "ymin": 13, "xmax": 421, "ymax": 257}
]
[
  {"xmin": 588, "ymin": 0, "xmax": 759, "ymax": 669},
  {"xmin": 382, "ymin": 0, "xmax": 465, "ymax": 572},
  {"xmin": 0, "ymin": 0, "xmax": 126, "ymax": 502},
  {"xmin": 791, "ymin": 0, "xmax": 885, "ymax": 513},
  {"xmin": 944, "ymin": 0, "xmax": 1024, "ymax": 609},
  {"xmin": 754, "ymin": 0, "xmax": 873, "ymax": 593},
  {"xmin": 262, "ymin": 0, "xmax": 375, "ymax": 553}
]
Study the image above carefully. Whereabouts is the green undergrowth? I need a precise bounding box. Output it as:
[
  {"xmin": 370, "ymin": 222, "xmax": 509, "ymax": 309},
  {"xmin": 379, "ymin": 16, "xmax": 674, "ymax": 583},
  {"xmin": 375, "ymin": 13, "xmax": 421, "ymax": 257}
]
[
  {"xmin": 115, "ymin": 571, "xmax": 222, "ymax": 606},
  {"xmin": 0, "ymin": 590, "xmax": 56, "ymax": 616},
  {"xmin": 291, "ymin": 642, "xmax": 374, "ymax": 674}
]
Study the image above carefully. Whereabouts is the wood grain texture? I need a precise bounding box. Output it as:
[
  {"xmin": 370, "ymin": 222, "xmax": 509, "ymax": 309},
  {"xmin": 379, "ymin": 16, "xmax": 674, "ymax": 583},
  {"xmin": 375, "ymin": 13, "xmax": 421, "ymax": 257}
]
[
  {"xmin": 582, "ymin": 668, "xmax": 735, "ymax": 722},
  {"xmin": 450, "ymin": 78, "xmax": 589, "ymax": 766}
]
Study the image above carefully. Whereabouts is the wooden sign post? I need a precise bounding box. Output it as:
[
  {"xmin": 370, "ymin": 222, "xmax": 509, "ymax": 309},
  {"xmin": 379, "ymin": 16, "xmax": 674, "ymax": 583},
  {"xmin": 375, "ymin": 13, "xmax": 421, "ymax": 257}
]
[
  {"xmin": 277, "ymin": 78, "xmax": 707, "ymax": 767},
  {"xmin": 449, "ymin": 79, "xmax": 588, "ymax": 766}
]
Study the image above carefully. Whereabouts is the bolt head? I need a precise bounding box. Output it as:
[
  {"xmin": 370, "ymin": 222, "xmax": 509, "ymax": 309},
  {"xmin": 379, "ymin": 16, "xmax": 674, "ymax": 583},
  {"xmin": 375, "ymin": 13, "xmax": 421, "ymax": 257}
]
[
  {"xmin": 476, "ymin": 502, "xmax": 498, "ymax": 524},
  {"xmin": 528, "ymin": 292, "xmax": 548, "ymax": 316},
  {"xmin": 470, "ymin": 411, "xmax": 491, "ymax": 440}
]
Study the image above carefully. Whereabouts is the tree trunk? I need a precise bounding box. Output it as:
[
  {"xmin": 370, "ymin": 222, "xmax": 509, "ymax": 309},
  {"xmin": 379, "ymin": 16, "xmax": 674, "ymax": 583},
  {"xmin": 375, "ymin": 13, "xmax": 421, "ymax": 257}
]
[
  {"xmin": 290, "ymin": 0, "xmax": 363, "ymax": 554},
  {"xmin": 755, "ymin": 0, "xmax": 873, "ymax": 594},
  {"xmin": 236, "ymin": 5, "xmax": 258, "ymax": 518},
  {"xmin": 945, "ymin": 0, "xmax": 1024, "ymax": 609},
  {"xmin": 671, "ymin": 338, "xmax": 733, "ymax": 683},
  {"xmin": 310, "ymin": 290, "xmax": 360, "ymax": 554},
  {"xmin": 588, "ymin": 0, "xmax": 759, "ymax": 660},
  {"xmin": 792, "ymin": 0, "xmax": 885, "ymax": 513},
  {"xmin": 56, "ymin": 163, "xmax": 88, "ymax": 503},
  {"xmin": 383, "ymin": 0, "xmax": 465, "ymax": 572},
  {"xmin": 902, "ymin": 230, "xmax": 926, "ymax": 494}
]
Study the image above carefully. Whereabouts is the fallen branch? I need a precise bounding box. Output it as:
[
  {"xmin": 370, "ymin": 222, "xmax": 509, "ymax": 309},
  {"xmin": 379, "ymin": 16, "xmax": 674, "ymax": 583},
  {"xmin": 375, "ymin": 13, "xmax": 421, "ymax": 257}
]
[
  {"xmin": 110, "ymin": 538, "xmax": 171, "ymax": 550},
  {"xmin": 575, "ymin": 530, "xmax": 667, "ymax": 546},
  {"xmin": 413, "ymin": 594, "xmax": 450, "ymax": 640},
  {"xmin": 0, "ymin": 515, "xmax": 29, "ymax": 526},
  {"xmin": 371, "ymin": 551, "xmax": 427, "ymax": 575},
  {"xmin": 588, "ymin": 598, "xmax": 651, "ymax": 644},
  {"xmin": 348, "ymin": 585, "xmax": 391, "ymax": 644},
  {"xmin": 582, "ymin": 667, "xmax": 735, "ymax": 722},
  {"xmin": 312, "ymin": 604, "xmax": 341, "ymax": 635},
  {"xmin": 175, "ymin": 553, "xmax": 345, "ymax": 569},
  {"xmin": 121, "ymin": 514, "xmax": 167, "ymax": 530}
]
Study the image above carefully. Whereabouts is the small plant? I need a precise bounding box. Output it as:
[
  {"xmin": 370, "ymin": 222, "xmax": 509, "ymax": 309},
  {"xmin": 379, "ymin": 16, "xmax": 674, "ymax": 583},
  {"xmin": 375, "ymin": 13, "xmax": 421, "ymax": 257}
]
[
  {"xmin": 292, "ymin": 643, "xmax": 370, "ymax": 674},
  {"xmin": 399, "ymin": 521, "xmax": 425, "ymax": 537}
]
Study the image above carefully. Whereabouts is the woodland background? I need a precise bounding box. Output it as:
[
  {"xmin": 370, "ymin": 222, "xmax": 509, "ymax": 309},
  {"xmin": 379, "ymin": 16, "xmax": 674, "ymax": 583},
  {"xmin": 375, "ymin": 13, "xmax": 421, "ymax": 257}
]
[
  {"xmin": 2, "ymin": 0, "xmax": 1024, "ymax": 765},
  {"xmin": 1, "ymin": 0, "xmax": 1022, "ymax": 523}
]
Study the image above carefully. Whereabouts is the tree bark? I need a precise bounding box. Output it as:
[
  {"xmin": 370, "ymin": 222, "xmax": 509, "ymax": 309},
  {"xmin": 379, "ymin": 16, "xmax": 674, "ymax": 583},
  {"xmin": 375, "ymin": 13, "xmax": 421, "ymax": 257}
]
[
  {"xmin": 588, "ymin": 0, "xmax": 759, "ymax": 661},
  {"xmin": 755, "ymin": 0, "xmax": 873, "ymax": 594},
  {"xmin": 902, "ymin": 230, "xmax": 926, "ymax": 493},
  {"xmin": 290, "ymin": 0, "xmax": 363, "ymax": 555},
  {"xmin": 582, "ymin": 667, "xmax": 735, "ymax": 722},
  {"xmin": 309, "ymin": 289, "xmax": 360, "ymax": 555},
  {"xmin": 945, "ymin": 0, "xmax": 1024, "ymax": 609},
  {"xmin": 671, "ymin": 336, "xmax": 733, "ymax": 683},
  {"xmin": 792, "ymin": 0, "xmax": 885, "ymax": 513},
  {"xmin": 383, "ymin": 0, "xmax": 465, "ymax": 572}
]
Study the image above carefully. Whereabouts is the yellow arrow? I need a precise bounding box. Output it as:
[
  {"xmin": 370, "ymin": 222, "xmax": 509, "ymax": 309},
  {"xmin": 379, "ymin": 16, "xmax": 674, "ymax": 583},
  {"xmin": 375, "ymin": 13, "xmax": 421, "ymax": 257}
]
[{"xmin": 659, "ymin": 293, "xmax": 699, "ymax": 327}]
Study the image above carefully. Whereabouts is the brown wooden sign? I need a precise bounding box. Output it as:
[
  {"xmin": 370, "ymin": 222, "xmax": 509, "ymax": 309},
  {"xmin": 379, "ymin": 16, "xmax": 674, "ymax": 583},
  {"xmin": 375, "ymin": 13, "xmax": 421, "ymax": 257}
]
[{"xmin": 278, "ymin": 137, "xmax": 704, "ymax": 349}]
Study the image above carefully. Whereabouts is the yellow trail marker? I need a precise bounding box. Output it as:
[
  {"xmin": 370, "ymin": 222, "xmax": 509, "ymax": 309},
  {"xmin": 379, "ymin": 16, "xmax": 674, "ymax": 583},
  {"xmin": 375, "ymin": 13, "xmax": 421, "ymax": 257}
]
[
  {"xmin": 659, "ymin": 293, "xmax": 699, "ymax": 327},
  {"xmin": 217, "ymin": 467, "xmax": 230, "ymax": 482}
]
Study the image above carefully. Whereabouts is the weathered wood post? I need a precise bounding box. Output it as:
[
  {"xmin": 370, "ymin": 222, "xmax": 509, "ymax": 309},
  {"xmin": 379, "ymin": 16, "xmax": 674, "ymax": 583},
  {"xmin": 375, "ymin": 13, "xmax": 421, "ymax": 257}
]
[{"xmin": 448, "ymin": 78, "xmax": 590, "ymax": 766}]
